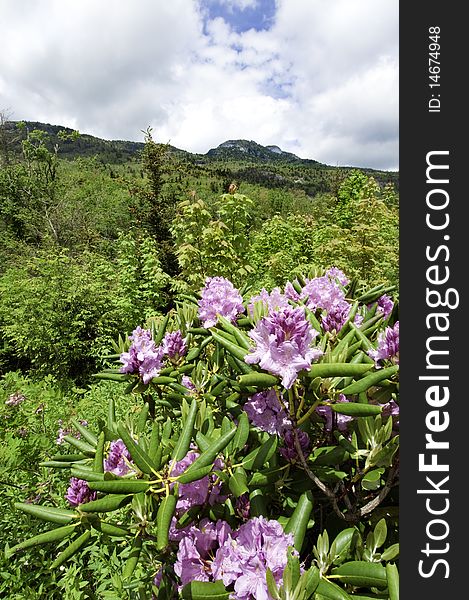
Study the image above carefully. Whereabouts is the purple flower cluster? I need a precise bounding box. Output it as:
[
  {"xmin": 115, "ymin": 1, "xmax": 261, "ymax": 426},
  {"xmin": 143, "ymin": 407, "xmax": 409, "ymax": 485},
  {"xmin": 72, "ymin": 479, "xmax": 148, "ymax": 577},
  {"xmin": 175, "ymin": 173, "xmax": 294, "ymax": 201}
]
[
  {"xmin": 174, "ymin": 516, "xmax": 295, "ymax": 600},
  {"xmin": 243, "ymin": 389, "xmax": 291, "ymax": 435},
  {"xmin": 198, "ymin": 277, "xmax": 245, "ymax": 328},
  {"xmin": 243, "ymin": 389, "xmax": 312, "ymax": 463},
  {"xmin": 66, "ymin": 477, "xmax": 96, "ymax": 507},
  {"xmin": 162, "ymin": 330, "xmax": 187, "ymax": 360},
  {"xmin": 104, "ymin": 439, "xmax": 133, "ymax": 476},
  {"xmin": 174, "ymin": 519, "xmax": 231, "ymax": 586},
  {"xmin": 316, "ymin": 394, "xmax": 354, "ymax": 432},
  {"xmin": 245, "ymin": 306, "xmax": 323, "ymax": 389},
  {"xmin": 375, "ymin": 294, "xmax": 394, "ymax": 318},
  {"xmin": 368, "ymin": 321, "xmax": 400, "ymax": 366},
  {"xmin": 326, "ymin": 266, "xmax": 349, "ymax": 286},
  {"xmin": 247, "ymin": 287, "xmax": 289, "ymax": 318},
  {"xmin": 295, "ymin": 269, "xmax": 358, "ymax": 333},
  {"xmin": 170, "ymin": 451, "xmax": 225, "ymax": 514},
  {"xmin": 120, "ymin": 326, "xmax": 164, "ymax": 384},
  {"xmin": 279, "ymin": 428, "xmax": 311, "ymax": 461},
  {"xmin": 181, "ymin": 375, "xmax": 198, "ymax": 394}
]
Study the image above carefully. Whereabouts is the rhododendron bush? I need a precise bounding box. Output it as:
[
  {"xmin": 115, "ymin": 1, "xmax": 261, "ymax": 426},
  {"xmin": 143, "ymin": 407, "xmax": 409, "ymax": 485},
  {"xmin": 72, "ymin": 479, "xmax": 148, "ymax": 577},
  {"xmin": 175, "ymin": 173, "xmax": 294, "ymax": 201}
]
[{"xmin": 7, "ymin": 269, "xmax": 400, "ymax": 599}]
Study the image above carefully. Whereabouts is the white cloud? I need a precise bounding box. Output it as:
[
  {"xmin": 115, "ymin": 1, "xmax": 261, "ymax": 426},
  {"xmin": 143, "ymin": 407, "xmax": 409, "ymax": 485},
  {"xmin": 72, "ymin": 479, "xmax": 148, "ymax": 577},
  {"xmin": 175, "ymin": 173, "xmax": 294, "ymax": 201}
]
[{"xmin": 0, "ymin": 0, "xmax": 398, "ymax": 169}]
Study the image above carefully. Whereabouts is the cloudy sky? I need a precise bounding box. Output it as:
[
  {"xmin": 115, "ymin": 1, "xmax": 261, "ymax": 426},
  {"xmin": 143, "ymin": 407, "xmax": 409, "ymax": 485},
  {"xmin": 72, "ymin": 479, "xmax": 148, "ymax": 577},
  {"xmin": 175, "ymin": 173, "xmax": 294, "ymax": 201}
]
[{"xmin": 0, "ymin": 0, "xmax": 398, "ymax": 170}]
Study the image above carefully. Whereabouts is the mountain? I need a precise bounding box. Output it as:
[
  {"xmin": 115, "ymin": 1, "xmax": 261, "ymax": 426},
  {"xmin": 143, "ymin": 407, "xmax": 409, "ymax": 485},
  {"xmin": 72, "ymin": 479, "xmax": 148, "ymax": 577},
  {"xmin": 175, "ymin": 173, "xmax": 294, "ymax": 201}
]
[
  {"xmin": 205, "ymin": 139, "xmax": 316, "ymax": 164},
  {"xmin": 2, "ymin": 121, "xmax": 398, "ymax": 193}
]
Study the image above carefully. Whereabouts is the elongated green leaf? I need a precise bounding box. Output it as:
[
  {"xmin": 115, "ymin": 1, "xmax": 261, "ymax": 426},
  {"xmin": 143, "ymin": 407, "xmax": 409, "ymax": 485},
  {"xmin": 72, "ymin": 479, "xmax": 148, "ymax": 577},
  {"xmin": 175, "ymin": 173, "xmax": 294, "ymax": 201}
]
[
  {"xmin": 63, "ymin": 435, "xmax": 96, "ymax": 456},
  {"xmin": 248, "ymin": 466, "xmax": 286, "ymax": 487},
  {"xmin": 266, "ymin": 569, "xmax": 281, "ymax": 600},
  {"xmin": 228, "ymin": 468, "xmax": 249, "ymax": 497},
  {"xmin": 331, "ymin": 528, "xmax": 357, "ymax": 563},
  {"xmin": 123, "ymin": 535, "xmax": 142, "ymax": 580},
  {"xmin": 330, "ymin": 561, "xmax": 387, "ymax": 588},
  {"xmin": 211, "ymin": 331, "xmax": 247, "ymax": 362},
  {"xmin": 243, "ymin": 435, "xmax": 277, "ymax": 471},
  {"xmin": 108, "ymin": 397, "xmax": 116, "ymax": 431},
  {"xmin": 93, "ymin": 372, "xmax": 132, "ymax": 383},
  {"xmin": 88, "ymin": 479, "xmax": 150, "ymax": 494},
  {"xmin": 181, "ymin": 580, "xmax": 230, "ymax": 599},
  {"xmin": 79, "ymin": 494, "xmax": 133, "ymax": 513},
  {"xmin": 217, "ymin": 316, "xmax": 251, "ymax": 349},
  {"xmin": 315, "ymin": 577, "xmax": 352, "ymax": 599},
  {"xmin": 284, "ymin": 490, "xmax": 314, "ymax": 551},
  {"xmin": 171, "ymin": 397, "xmax": 198, "ymax": 462},
  {"xmin": 39, "ymin": 460, "xmax": 81, "ymax": 469},
  {"xmin": 386, "ymin": 563, "xmax": 399, "ymax": 600},
  {"xmin": 177, "ymin": 464, "xmax": 213, "ymax": 484},
  {"xmin": 307, "ymin": 363, "xmax": 373, "ymax": 379},
  {"xmin": 238, "ymin": 372, "xmax": 279, "ymax": 389},
  {"xmin": 340, "ymin": 366, "xmax": 399, "ymax": 396},
  {"xmin": 116, "ymin": 423, "xmax": 159, "ymax": 475},
  {"xmin": 184, "ymin": 428, "xmax": 236, "ymax": 475},
  {"xmin": 331, "ymin": 403, "xmax": 381, "ymax": 417},
  {"xmin": 51, "ymin": 453, "xmax": 88, "ymax": 462},
  {"xmin": 153, "ymin": 312, "xmax": 171, "ymax": 345},
  {"xmin": 249, "ymin": 489, "xmax": 268, "ymax": 517},
  {"xmin": 14, "ymin": 503, "xmax": 77, "ymax": 525},
  {"xmin": 156, "ymin": 494, "xmax": 177, "ymax": 550},
  {"xmin": 6, "ymin": 524, "xmax": 77, "ymax": 557},
  {"xmin": 94, "ymin": 431, "xmax": 105, "ymax": 474},
  {"xmin": 231, "ymin": 411, "xmax": 250, "ymax": 453},
  {"xmin": 137, "ymin": 402, "xmax": 150, "ymax": 433},
  {"xmin": 91, "ymin": 520, "xmax": 129, "ymax": 537},
  {"xmin": 51, "ymin": 530, "xmax": 92, "ymax": 569},
  {"xmin": 71, "ymin": 419, "xmax": 98, "ymax": 446}
]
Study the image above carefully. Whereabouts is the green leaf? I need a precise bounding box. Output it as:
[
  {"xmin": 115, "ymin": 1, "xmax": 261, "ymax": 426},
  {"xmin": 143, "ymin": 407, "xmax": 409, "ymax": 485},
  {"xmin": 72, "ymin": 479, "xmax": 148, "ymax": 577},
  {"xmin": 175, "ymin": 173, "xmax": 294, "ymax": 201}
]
[
  {"xmin": 183, "ymin": 427, "xmax": 236, "ymax": 475},
  {"xmin": 340, "ymin": 366, "xmax": 399, "ymax": 396},
  {"xmin": 381, "ymin": 543, "xmax": 399, "ymax": 561},
  {"xmin": 331, "ymin": 528, "xmax": 358, "ymax": 564},
  {"xmin": 238, "ymin": 372, "xmax": 279, "ymax": 389},
  {"xmin": 181, "ymin": 580, "xmax": 230, "ymax": 599},
  {"xmin": 315, "ymin": 577, "xmax": 352, "ymax": 599},
  {"xmin": 91, "ymin": 521, "xmax": 129, "ymax": 537},
  {"xmin": 177, "ymin": 464, "xmax": 214, "ymax": 484},
  {"xmin": 122, "ymin": 536, "xmax": 142, "ymax": 580},
  {"xmin": 63, "ymin": 435, "xmax": 96, "ymax": 456},
  {"xmin": 6, "ymin": 524, "xmax": 77, "ymax": 557},
  {"xmin": 307, "ymin": 363, "xmax": 373, "ymax": 379},
  {"xmin": 330, "ymin": 561, "xmax": 387, "ymax": 588},
  {"xmin": 116, "ymin": 423, "xmax": 159, "ymax": 475},
  {"xmin": 266, "ymin": 568, "xmax": 281, "ymax": 600},
  {"xmin": 79, "ymin": 494, "xmax": 133, "ymax": 513},
  {"xmin": 88, "ymin": 479, "xmax": 150, "ymax": 494},
  {"xmin": 243, "ymin": 435, "xmax": 277, "ymax": 470},
  {"xmin": 171, "ymin": 397, "xmax": 198, "ymax": 462},
  {"xmin": 71, "ymin": 419, "xmax": 98, "ymax": 446},
  {"xmin": 386, "ymin": 563, "xmax": 399, "ymax": 600},
  {"xmin": 137, "ymin": 402, "xmax": 150, "ymax": 432},
  {"xmin": 231, "ymin": 411, "xmax": 250, "ymax": 452},
  {"xmin": 373, "ymin": 518, "xmax": 387, "ymax": 549},
  {"xmin": 228, "ymin": 468, "xmax": 249, "ymax": 497},
  {"xmin": 211, "ymin": 331, "xmax": 247, "ymax": 362},
  {"xmin": 50, "ymin": 530, "xmax": 92, "ymax": 569},
  {"xmin": 331, "ymin": 403, "xmax": 381, "ymax": 417},
  {"xmin": 284, "ymin": 491, "xmax": 314, "ymax": 552},
  {"xmin": 94, "ymin": 431, "xmax": 105, "ymax": 474},
  {"xmin": 14, "ymin": 503, "xmax": 78, "ymax": 525},
  {"xmin": 156, "ymin": 493, "xmax": 177, "ymax": 550}
]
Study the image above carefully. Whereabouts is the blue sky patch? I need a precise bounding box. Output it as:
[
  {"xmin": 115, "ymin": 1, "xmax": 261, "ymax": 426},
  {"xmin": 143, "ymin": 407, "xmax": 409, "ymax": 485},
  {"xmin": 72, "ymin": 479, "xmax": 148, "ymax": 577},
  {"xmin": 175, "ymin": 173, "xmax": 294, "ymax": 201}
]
[{"xmin": 200, "ymin": 0, "xmax": 277, "ymax": 33}]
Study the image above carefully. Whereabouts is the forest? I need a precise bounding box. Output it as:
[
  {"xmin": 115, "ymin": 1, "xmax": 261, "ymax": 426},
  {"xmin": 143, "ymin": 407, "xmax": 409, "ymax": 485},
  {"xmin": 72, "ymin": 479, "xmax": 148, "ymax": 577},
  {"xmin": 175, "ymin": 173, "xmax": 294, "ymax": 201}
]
[{"xmin": 0, "ymin": 121, "xmax": 399, "ymax": 599}]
